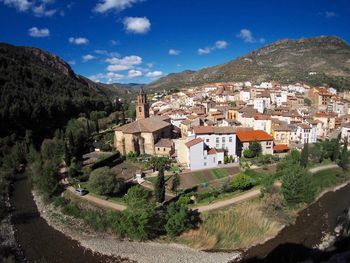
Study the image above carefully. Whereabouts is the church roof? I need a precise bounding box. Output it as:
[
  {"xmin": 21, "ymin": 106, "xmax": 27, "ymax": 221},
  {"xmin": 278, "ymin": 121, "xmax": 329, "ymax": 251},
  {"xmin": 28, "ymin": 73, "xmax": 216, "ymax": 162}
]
[{"xmin": 115, "ymin": 116, "xmax": 171, "ymax": 134}]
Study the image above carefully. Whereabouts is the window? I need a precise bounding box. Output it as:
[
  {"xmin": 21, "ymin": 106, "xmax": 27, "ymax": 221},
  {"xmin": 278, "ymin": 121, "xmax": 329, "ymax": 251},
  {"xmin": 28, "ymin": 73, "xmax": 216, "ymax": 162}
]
[
  {"xmin": 216, "ymin": 138, "xmax": 219, "ymax": 143},
  {"xmin": 163, "ymin": 148, "xmax": 166, "ymax": 152},
  {"xmin": 222, "ymin": 137, "xmax": 225, "ymax": 142},
  {"xmin": 204, "ymin": 162, "xmax": 207, "ymax": 166},
  {"xmin": 139, "ymin": 107, "xmax": 142, "ymax": 112},
  {"xmin": 158, "ymin": 147, "xmax": 160, "ymax": 151},
  {"xmin": 206, "ymin": 139, "xmax": 209, "ymax": 143},
  {"xmin": 216, "ymin": 144, "xmax": 219, "ymax": 148},
  {"xmin": 229, "ymin": 137, "xmax": 232, "ymax": 142}
]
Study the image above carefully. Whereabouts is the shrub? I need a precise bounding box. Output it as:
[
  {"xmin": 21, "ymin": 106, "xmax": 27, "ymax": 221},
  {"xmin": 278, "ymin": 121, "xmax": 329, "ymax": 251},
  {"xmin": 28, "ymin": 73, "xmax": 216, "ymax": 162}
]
[
  {"xmin": 231, "ymin": 173, "xmax": 253, "ymax": 191},
  {"xmin": 88, "ymin": 167, "xmax": 125, "ymax": 196},
  {"xmin": 243, "ymin": 149, "xmax": 255, "ymax": 158}
]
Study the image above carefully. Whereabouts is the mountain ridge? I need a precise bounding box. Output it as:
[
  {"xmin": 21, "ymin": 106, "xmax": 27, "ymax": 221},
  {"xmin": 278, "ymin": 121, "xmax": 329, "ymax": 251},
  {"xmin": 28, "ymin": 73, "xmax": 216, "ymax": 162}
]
[{"xmin": 146, "ymin": 36, "xmax": 350, "ymax": 91}]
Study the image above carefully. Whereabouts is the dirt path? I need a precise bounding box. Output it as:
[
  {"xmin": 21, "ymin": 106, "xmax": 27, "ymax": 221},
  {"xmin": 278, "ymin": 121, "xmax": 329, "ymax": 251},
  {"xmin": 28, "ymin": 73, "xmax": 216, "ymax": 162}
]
[
  {"xmin": 67, "ymin": 186, "xmax": 127, "ymax": 211},
  {"xmin": 195, "ymin": 188, "xmax": 261, "ymax": 212},
  {"xmin": 309, "ymin": 163, "xmax": 338, "ymax": 174}
]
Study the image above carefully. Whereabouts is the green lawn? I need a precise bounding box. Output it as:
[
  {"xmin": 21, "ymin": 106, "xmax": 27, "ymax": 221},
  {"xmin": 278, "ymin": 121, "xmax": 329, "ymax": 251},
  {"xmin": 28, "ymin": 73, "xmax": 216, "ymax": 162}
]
[
  {"xmin": 311, "ymin": 167, "xmax": 350, "ymax": 194},
  {"xmin": 211, "ymin": 169, "xmax": 228, "ymax": 179},
  {"xmin": 193, "ymin": 171, "xmax": 208, "ymax": 183}
]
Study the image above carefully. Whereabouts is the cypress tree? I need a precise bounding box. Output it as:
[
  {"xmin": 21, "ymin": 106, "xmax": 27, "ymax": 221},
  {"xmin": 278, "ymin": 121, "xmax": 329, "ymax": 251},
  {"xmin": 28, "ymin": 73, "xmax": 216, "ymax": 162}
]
[
  {"xmin": 300, "ymin": 143, "xmax": 309, "ymax": 168},
  {"xmin": 339, "ymin": 139, "xmax": 349, "ymax": 170},
  {"xmin": 155, "ymin": 168, "xmax": 165, "ymax": 203}
]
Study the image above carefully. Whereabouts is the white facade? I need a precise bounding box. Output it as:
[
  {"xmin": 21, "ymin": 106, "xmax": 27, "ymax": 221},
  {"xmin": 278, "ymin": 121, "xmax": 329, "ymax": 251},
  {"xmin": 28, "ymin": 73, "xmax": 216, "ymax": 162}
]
[{"xmin": 195, "ymin": 133, "xmax": 237, "ymax": 156}]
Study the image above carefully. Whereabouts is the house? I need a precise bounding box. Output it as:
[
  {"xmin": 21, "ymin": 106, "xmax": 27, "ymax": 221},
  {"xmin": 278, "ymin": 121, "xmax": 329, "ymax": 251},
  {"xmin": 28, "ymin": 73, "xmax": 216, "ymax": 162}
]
[
  {"xmin": 236, "ymin": 130, "xmax": 274, "ymax": 156},
  {"xmin": 192, "ymin": 126, "xmax": 237, "ymax": 157},
  {"xmin": 272, "ymin": 122, "xmax": 291, "ymax": 146},
  {"xmin": 175, "ymin": 138, "xmax": 224, "ymax": 170},
  {"xmin": 154, "ymin": 139, "xmax": 174, "ymax": 157},
  {"xmin": 308, "ymin": 87, "xmax": 333, "ymax": 110},
  {"xmin": 253, "ymin": 114, "xmax": 272, "ymax": 134},
  {"xmin": 341, "ymin": 123, "xmax": 350, "ymax": 144}
]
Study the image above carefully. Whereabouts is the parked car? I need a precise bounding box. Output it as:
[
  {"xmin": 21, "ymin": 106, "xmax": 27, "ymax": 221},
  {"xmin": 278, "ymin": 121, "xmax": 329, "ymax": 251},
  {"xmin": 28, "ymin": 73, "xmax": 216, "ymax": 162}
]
[{"xmin": 75, "ymin": 188, "xmax": 88, "ymax": 196}]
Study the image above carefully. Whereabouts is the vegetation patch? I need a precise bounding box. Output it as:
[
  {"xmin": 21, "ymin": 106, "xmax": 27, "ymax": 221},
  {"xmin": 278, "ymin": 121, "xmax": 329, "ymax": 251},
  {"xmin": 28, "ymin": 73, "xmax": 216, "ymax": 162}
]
[
  {"xmin": 180, "ymin": 200, "xmax": 283, "ymax": 250},
  {"xmin": 211, "ymin": 169, "xmax": 228, "ymax": 179}
]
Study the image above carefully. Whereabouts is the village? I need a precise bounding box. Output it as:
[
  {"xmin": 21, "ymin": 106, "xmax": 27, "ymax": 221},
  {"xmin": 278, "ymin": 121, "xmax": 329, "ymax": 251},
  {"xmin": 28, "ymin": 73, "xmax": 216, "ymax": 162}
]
[{"xmin": 114, "ymin": 81, "xmax": 350, "ymax": 173}]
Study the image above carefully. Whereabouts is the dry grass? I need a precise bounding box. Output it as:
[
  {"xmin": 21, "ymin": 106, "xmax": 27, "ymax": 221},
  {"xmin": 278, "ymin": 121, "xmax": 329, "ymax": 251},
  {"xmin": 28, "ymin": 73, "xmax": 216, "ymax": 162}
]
[{"xmin": 180, "ymin": 200, "xmax": 283, "ymax": 250}]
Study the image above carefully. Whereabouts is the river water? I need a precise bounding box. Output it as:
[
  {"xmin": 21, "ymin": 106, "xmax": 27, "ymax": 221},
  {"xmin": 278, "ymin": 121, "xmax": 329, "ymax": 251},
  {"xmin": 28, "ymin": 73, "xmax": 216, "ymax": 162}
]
[
  {"xmin": 11, "ymin": 173, "xmax": 350, "ymax": 263},
  {"xmin": 11, "ymin": 174, "xmax": 124, "ymax": 263},
  {"xmin": 240, "ymin": 183, "xmax": 350, "ymax": 263}
]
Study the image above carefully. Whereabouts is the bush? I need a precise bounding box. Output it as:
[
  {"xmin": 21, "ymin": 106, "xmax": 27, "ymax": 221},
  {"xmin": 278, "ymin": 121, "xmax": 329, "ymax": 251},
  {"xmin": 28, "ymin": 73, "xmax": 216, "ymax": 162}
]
[
  {"xmin": 231, "ymin": 173, "xmax": 253, "ymax": 191},
  {"xmin": 243, "ymin": 149, "xmax": 255, "ymax": 158},
  {"xmin": 88, "ymin": 167, "xmax": 125, "ymax": 196},
  {"xmin": 165, "ymin": 201, "xmax": 193, "ymax": 237}
]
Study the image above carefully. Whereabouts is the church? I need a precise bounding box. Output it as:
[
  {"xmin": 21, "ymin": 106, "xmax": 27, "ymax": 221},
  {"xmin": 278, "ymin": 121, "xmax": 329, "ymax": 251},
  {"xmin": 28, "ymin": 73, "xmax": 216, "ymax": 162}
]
[{"xmin": 114, "ymin": 89, "xmax": 176, "ymax": 156}]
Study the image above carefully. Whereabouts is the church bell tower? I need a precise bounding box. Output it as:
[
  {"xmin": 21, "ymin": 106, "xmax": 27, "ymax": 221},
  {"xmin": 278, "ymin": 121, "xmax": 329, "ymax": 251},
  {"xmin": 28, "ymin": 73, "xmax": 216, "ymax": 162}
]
[{"xmin": 136, "ymin": 88, "xmax": 149, "ymax": 120}]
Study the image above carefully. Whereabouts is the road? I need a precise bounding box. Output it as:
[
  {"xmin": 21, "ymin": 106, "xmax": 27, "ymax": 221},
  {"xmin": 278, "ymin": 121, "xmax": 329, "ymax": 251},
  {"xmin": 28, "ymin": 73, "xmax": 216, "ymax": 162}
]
[
  {"xmin": 309, "ymin": 163, "xmax": 338, "ymax": 174},
  {"xmin": 67, "ymin": 186, "xmax": 127, "ymax": 211},
  {"xmin": 194, "ymin": 163, "xmax": 339, "ymax": 213},
  {"xmin": 195, "ymin": 188, "xmax": 261, "ymax": 212}
]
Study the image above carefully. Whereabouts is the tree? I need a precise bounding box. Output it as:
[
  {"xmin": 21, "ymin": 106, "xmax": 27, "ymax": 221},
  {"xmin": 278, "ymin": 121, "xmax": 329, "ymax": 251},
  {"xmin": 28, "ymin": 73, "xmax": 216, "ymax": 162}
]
[
  {"xmin": 244, "ymin": 142, "xmax": 262, "ymax": 158},
  {"xmin": 304, "ymin": 98, "xmax": 312, "ymax": 106},
  {"xmin": 171, "ymin": 174, "xmax": 180, "ymax": 195},
  {"xmin": 300, "ymin": 143, "xmax": 309, "ymax": 168},
  {"xmin": 155, "ymin": 168, "xmax": 165, "ymax": 203},
  {"xmin": 89, "ymin": 167, "xmax": 125, "ymax": 196},
  {"xmin": 165, "ymin": 200, "xmax": 193, "ymax": 237},
  {"xmin": 338, "ymin": 139, "xmax": 349, "ymax": 170},
  {"xmin": 231, "ymin": 173, "xmax": 252, "ymax": 191},
  {"xmin": 281, "ymin": 164, "xmax": 315, "ymax": 207},
  {"xmin": 121, "ymin": 185, "xmax": 156, "ymax": 240}
]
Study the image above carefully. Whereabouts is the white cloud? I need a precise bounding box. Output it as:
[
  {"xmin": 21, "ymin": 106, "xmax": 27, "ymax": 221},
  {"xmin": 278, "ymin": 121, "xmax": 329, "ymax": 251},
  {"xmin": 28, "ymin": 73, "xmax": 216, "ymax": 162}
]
[
  {"xmin": 94, "ymin": 49, "xmax": 120, "ymax": 57},
  {"xmin": 32, "ymin": 4, "xmax": 56, "ymax": 17},
  {"xmin": 197, "ymin": 47, "xmax": 211, "ymax": 55},
  {"xmin": 215, "ymin": 40, "xmax": 228, "ymax": 49},
  {"xmin": 1, "ymin": 0, "xmax": 58, "ymax": 16},
  {"xmin": 69, "ymin": 37, "xmax": 89, "ymax": 45},
  {"xmin": 2, "ymin": 0, "xmax": 32, "ymax": 11},
  {"xmin": 123, "ymin": 17, "xmax": 151, "ymax": 34},
  {"xmin": 94, "ymin": 0, "xmax": 142, "ymax": 13},
  {"xmin": 237, "ymin": 29, "xmax": 265, "ymax": 44},
  {"xmin": 28, "ymin": 27, "xmax": 50, "ymax": 37},
  {"xmin": 146, "ymin": 71, "xmax": 162, "ymax": 78},
  {"xmin": 68, "ymin": 60, "xmax": 76, "ymax": 65},
  {"xmin": 106, "ymin": 72, "xmax": 125, "ymax": 82},
  {"xmin": 128, "ymin": 69, "xmax": 142, "ymax": 78},
  {"xmin": 168, "ymin": 49, "xmax": 180, "ymax": 56},
  {"xmin": 106, "ymin": 55, "xmax": 142, "ymax": 71},
  {"xmin": 325, "ymin": 11, "xmax": 337, "ymax": 18},
  {"xmin": 82, "ymin": 54, "xmax": 96, "ymax": 62},
  {"xmin": 197, "ymin": 40, "xmax": 229, "ymax": 55}
]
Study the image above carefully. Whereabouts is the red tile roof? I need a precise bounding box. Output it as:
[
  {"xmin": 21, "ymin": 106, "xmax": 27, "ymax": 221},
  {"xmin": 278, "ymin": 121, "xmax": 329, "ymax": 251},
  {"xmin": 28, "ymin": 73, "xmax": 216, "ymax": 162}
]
[
  {"xmin": 273, "ymin": 144, "xmax": 290, "ymax": 151},
  {"xmin": 207, "ymin": 148, "xmax": 217, "ymax": 155},
  {"xmin": 185, "ymin": 138, "xmax": 203, "ymax": 148},
  {"xmin": 236, "ymin": 130, "xmax": 273, "ymax": 142}
]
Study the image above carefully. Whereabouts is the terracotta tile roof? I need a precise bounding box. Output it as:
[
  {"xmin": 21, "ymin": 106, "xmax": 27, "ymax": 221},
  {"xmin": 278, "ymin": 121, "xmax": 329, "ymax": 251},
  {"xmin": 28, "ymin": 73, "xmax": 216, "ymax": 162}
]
[
  {"xmin": 207, "ymin": 148, "xmax": 217, "ymax": 155},
  {"xmin": 193, "ymin": 126, "xmax": 236, "ymax": 135},
  {"xmin": 236, "ymin": 130, "xmax": 273, "ymax": 142},
  {"xmin": 254, "ymin": 114, "xmax": 271, "ymax": 120},
  {"xmin": 273, "ymin": 144, "xmax": 290, "ymax": 151},
  {"xmin": 115, "ymin": 116, "xmax": 171, "ymax": 134},
  {"xmin": 185, "ymin": 138, "xmax": 203, "ymax": 148},
  {"xmin": 155, "ymin": 139, "xmax": 173, "ymax": 148}
]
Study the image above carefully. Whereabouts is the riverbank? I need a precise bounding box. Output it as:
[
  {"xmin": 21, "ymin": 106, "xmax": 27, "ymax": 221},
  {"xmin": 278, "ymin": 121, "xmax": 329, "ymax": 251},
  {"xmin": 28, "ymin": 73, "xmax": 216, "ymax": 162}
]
[{"xmin": 32, "ymin": 191, "xmax": 241, "ymax": 263}]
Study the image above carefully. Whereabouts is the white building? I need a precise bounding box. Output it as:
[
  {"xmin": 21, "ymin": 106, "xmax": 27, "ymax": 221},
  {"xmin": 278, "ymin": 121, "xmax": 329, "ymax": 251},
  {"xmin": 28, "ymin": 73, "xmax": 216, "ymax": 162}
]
[{"xmin": 192, "ymin": 126, "xmax": 237, "ymax": 157}]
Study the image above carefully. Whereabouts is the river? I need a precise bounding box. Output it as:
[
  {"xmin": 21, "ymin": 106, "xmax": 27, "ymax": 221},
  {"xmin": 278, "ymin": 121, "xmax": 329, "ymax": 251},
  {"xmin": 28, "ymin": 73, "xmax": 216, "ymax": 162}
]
[
  {"xmin": 10, "ymin": 173, "xmax": 350, "ymax": 263},
  {"xmin": 11, "ymin": 173, "xmax": 124, "ymax": 263}
]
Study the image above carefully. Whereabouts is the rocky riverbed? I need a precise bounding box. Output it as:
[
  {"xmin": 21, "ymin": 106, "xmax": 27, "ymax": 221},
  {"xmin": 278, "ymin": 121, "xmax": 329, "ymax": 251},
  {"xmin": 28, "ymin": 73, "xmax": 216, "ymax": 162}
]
[{"xmin": 32, "ymin": 191, "xmax": 241, "ymax": 263}]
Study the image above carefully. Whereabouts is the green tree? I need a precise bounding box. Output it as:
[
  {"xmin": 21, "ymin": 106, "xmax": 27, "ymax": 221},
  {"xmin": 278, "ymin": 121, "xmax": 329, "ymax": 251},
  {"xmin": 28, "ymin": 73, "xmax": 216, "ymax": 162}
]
[
  {"xmin": 300, "ymin": 143, "xmax": 309, "ymax": 168},
  {"xmin": 121, "ymin": 185, "xmax": 156, "ymax": 240},
  {"xmin": 165, "ymin": 200, "xmax": 193, "ymax": 237},
  {"xmin": 155, "ymin": 168, "xmax": 165, "ymax": 203},
  {"xmin": 231, "ymin": 173, "xmax": 252, "ymax": 191},
  {"xmin": 88, "ymin": 167, "xmax": 125, "ymax": 196},
  {"xmin": 338, "ymin": 139, "xmax": 349, "ymax": 170},
  {"xmin": 304, "ymin": 98, "xmax": 312, "ymax": 106},
  {"xmin": 281, "ymin": 164, "xmax": 315, "ymax": 207},
  {"xmin": 171, "ymin": 174, "xmax": 180, "ymax": 195}
]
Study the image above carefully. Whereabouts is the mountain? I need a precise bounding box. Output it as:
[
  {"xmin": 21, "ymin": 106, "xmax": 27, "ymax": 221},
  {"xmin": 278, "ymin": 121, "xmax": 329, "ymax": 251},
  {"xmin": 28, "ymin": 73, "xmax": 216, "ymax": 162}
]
[
  {"xmin": 99, "ymin": 83, "xmax": 146, "ymax": 98},
  {"xmin": 0, "ymin": 43, "xmax": 116, "ymax": 138},
  {"xmin": 147, "ymin": 36, "xmax": 350, "ymax": 91}
]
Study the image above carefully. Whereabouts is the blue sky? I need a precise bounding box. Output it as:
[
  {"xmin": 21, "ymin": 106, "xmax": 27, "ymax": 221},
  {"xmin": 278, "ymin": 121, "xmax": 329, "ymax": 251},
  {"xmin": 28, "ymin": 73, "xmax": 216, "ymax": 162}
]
[{"xmin": 0, "ymin": 0, "xmax": 349, "ymax": 84}]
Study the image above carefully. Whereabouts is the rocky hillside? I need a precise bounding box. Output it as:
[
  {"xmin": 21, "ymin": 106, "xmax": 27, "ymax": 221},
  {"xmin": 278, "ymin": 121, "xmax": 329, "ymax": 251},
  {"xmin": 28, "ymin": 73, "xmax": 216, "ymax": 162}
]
[
  {"xmin": 147, "ymin": 36, "xmax": 350, "ymax": 91},
  {"xmin": 0, "ymin": 43, "xmax": 117, "ymax": 137}
]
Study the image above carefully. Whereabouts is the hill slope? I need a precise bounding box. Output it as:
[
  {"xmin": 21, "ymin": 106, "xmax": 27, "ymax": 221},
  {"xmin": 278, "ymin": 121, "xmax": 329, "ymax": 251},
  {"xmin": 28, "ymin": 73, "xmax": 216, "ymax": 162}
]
[
  {"xmin": 147, "ymin": 36, "xmax": 350, "ymax": 91},
  {"xmin": 0, "ymin": 43, "xmax": 116, "ymax": 137}
]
